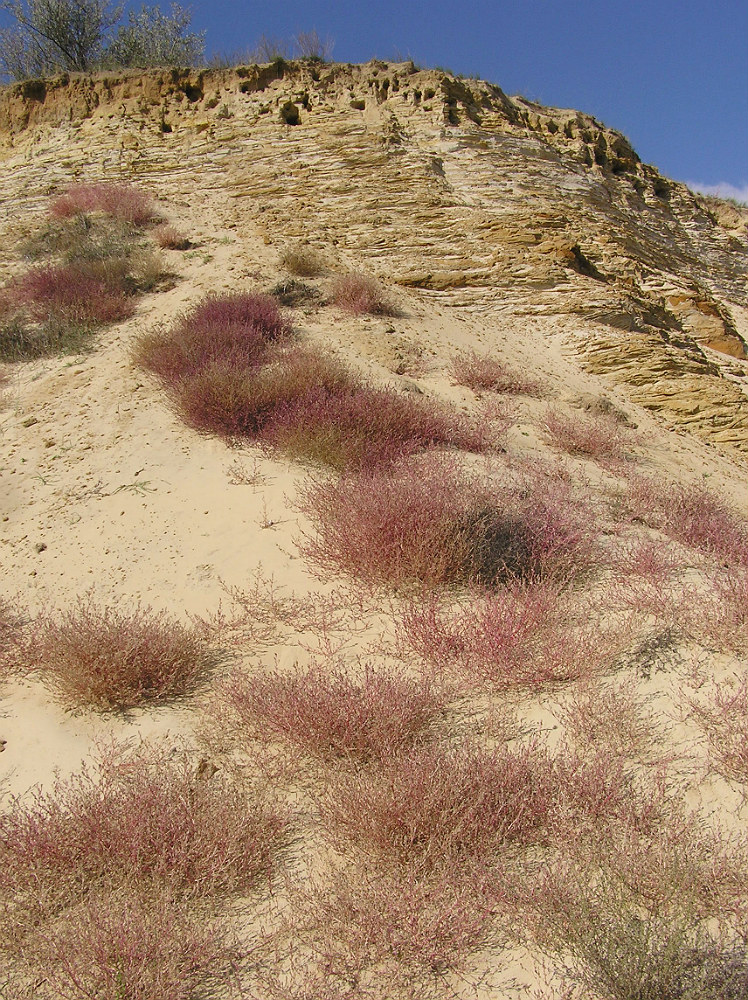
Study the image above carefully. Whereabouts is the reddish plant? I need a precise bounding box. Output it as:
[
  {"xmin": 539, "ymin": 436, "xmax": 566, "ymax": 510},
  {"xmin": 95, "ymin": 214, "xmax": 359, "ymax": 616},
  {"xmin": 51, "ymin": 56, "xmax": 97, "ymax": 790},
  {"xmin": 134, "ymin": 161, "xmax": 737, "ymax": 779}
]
[
  {"xmin": 218, "ymin": 663, "xmax": 445, "ymax": 762},
  {"xmin": 168, "ymin": 346, "xmax": 354, "ymax": 440},
  {"xmin": 299, "ymin": 455, "xmax": 597, "ymax": 588},
  {"xmin": 551, "ymin": 679, "xmax": 664, "ymax": 762},
  {"xmin": 50, "ymin": 183, "xmax": 156, "ymax": 227},
  {"xmin": 30, "ymin": 887, "xmax": 236, "ymax": 1000},
  {"xmin": 319, "ymin": 738, "xmax": 551, "ymax": 866},
  {"xmin": 542, "ymin": 407, "xmax": 632, "ymax": 464},
  {"xmin": 292, "ymin": 860, "xmax": 500, "ymax": 985},
  {"xmin": 0, "ymin": 741, "xmax": 287, "ymax": 927},
  {"xmin": 29, "ymin": 599, "xmax": 215, "ymax": 711},
  {"xmin": 626, "ymin": 477, "xmax": 748, "ymax": 568},
  {"xmin": 134, "ymin": 292, "xmax": 293, "ymax": 385},
  {"xmin": 14, "ymin": 264, "xmax": 135, "ymax": 326},
  {"xmin": 401, "ymin": 582, "xmax": 622, "ymax": 688},
  {"xmin": 685, "ymin": 673, "xmax": 748, "ymax": 786},
  {"xmin": 331, "ymin": 272, "xmax": 395, "ymax": 316},
  {"xmin": 450, "ymin": 351, "xmax": 544, "ymax": 396},
  {"xmin": 263, "ymin": 381, "xmax": 490, "ymax": 471},
  {"xmin": 138, "ymin": 296, "xmax": 491, "ymax": 467}
]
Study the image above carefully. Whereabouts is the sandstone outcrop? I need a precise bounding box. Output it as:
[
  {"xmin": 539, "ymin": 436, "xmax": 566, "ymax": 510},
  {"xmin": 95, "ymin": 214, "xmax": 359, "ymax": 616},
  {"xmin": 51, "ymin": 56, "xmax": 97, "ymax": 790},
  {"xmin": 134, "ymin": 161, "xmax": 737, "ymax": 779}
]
[{"xmin": 1, "ymin": 60, "xmax": 746, "ymax": 452}]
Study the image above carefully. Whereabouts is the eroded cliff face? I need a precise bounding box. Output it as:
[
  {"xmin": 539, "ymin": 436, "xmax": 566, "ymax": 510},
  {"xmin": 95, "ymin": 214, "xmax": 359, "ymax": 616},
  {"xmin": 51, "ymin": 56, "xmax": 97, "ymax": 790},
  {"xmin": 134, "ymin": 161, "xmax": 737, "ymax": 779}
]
[{"xmin": 1, "ymin": 60, "xmax": 746, "ymax": 453}]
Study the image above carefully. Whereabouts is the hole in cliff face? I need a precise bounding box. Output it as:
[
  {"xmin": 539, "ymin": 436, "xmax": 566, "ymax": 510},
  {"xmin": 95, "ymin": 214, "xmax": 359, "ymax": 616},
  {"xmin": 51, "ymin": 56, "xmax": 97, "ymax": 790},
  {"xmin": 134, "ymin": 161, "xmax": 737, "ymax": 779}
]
[
  {"xmin": 20, "ymin": 79, "xmax": 46, "ymax": 102},
  {"xmin": 183, "ymin": 84, "xmax": 203, "ymax": 102},
  {"xmin": 569, "ymin": 245, "xmax": 607, "ymax": 283},
  {"xmin": 280, "ymin": 101, "xmax": 300, "ymax": 125}
]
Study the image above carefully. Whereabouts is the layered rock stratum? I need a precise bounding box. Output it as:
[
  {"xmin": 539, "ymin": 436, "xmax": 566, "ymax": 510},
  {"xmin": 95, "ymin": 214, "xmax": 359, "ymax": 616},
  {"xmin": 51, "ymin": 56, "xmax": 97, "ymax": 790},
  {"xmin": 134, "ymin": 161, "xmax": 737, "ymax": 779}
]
[{"xmin": 2, "ymin": 60, "xmax": 747, "ymax": 454}]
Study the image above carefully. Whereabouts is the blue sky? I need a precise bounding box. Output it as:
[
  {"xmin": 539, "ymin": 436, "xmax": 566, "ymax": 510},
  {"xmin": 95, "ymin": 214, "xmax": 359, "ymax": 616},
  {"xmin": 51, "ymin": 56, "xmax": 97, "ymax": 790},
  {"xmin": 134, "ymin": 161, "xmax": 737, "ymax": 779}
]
[
  {"xmin": 2, "ymin": 1, "xmax": 746, "ymax": 198},
  {"xmin": 185, "ymin": 0, "xmax": 747, "ymax": 200}
]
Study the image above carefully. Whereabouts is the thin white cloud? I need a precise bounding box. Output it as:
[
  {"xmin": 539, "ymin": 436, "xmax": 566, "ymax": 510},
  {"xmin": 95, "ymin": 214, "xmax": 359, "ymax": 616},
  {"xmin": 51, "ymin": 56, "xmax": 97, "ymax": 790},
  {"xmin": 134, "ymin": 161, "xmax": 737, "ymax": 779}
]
[{"xmin": 686, "ymin": 181, "xmax": 748, "ymax": 205}]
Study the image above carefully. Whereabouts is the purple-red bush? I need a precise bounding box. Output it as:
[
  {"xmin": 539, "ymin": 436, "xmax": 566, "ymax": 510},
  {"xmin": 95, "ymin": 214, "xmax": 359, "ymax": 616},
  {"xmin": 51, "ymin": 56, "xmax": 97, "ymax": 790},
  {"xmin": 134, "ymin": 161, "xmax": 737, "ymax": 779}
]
[
  {"xmin": 50, "ymin": 183, "xmax": 156, "ymax": 227},
  {"xmin": 400, "ymin": 581, "xmax": 620, "ymax": 688},
  {"xmin": 319, "ymin": 738, "xmax": 551, "ymax": 866},
  {"xmin": 137, "ymin": 294, "xmax": 491, "ymax": 467},
  {"xmin": 542, "ymin": 406, "xmax": 633, "ymax": 464},
  {"xmin": 134, "ymin": 292, "xmax": 293, "ymax": 385},
  {"xmin": 626, "ymin": 477, "xmax": 748, "ymax": 568},
  {"xmin": 263, "ymin": 381, "xmax": 490, "ymax": 471},
  {"xmin": 331, "ymin": 272, "xmax": 395, "ymax": 316},
  {"xmin": 292, "ymin": 860, "xmax": 500, "ymax": 984},
  {"xmin": 31, "ymin": 886, "xmax": 235, "ymax": 1000},
  {"xmin": 685, "ymin": 673, "xmax": 748, "ymax": 785},
  {"xmin": 299, "ymin": 455, "xmax": 597, "ymax": 588},
  {"xmin": 14, "ymin": 264, "xmax": 135, "ymax": 326},
  {"xmin": 218, "ymin": 663, "xmax": 445, "ymax": 762}
]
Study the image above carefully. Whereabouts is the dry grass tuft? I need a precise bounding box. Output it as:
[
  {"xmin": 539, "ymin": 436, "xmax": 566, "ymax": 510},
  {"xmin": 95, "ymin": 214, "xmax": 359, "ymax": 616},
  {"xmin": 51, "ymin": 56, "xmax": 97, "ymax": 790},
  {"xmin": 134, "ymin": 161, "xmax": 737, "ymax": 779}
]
[
  {"xmin": 0, "ymin": 597, "xmax": 27, "ymax": 676},
  {"xmin": 450, "ymin": 350, "xmax": 544, "ymax": 396},
  {"xmin": 152, "ymin": 223, "xmax": 191, "ymax": 250},
  {"xmin": 529, "ymin": 861, "xmax": 748, "ymax": 1000},
  {"xmin": 331, "ymin": 272, "xmax": 396, "ymax": 316},
  {"xmin": 280, "ymin": 243, "xmax": 327, "ymax": 277},
  {"xmin": 29, "ymin": 599, "xmax": 216, "ymax": 711}
]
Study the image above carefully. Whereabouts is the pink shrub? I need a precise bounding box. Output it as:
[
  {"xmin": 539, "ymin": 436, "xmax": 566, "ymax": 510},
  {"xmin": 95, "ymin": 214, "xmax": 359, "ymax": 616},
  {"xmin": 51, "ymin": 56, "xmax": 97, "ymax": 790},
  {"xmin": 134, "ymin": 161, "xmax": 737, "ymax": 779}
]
[
  {"xmin": 0, "ymin": 741, "xmax": 286, "ymax": 925},
  {"xmin": 263, "ymin": 382, "xmax": 489, "ymax": 471},
  {"xmin": 33, "ymin": 887, "xmax": 235, "ymax": 1000},
  {"xmin": 331, "ymin": 272, "xmax": 395, "ymax": 316},
  {"xmin": 30, "ymin": 600, "xmax": 214, "ymax": 711},
  {"xmin": 218, "ymin": 663, "xmax": 445, "ymax": 762},
  {"xmin": 400, "ymin": 581, "xmax": 617, "ymax": 688},
  {"xmin": 51, "ymin": 183, "xmax": 156, "ymax": 227},
  {"xmin": 299, "ymin": 455, "xmax": 597, "ymax": 588},
  {"xmin": 686, "ymin": 673, "xmax": 748, "ymax": 785},
  {"xmin": 134, "ymin": 292, "xmax": 293, "ymax": 385},
  {"xmin": 626, "ymin": 477, "xmax": 748, "ymax": 568},
  {"xmin": 542, "ymin": 406, "xmax": 632, "ymax": 464},
  {"xmin": 294, "ymin": 861, "xmax": 500, "ymax": 982},
  {"xmin": 319, "ymin": 738, "xmax": 551, "ymax": 866},
  {"xmin": 169, "ymin": 347, "xmax": 353, "ymax": 440},
  {"xmin": 15, "ymin": 265, "xmax": 135, "ymax": 326}
]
